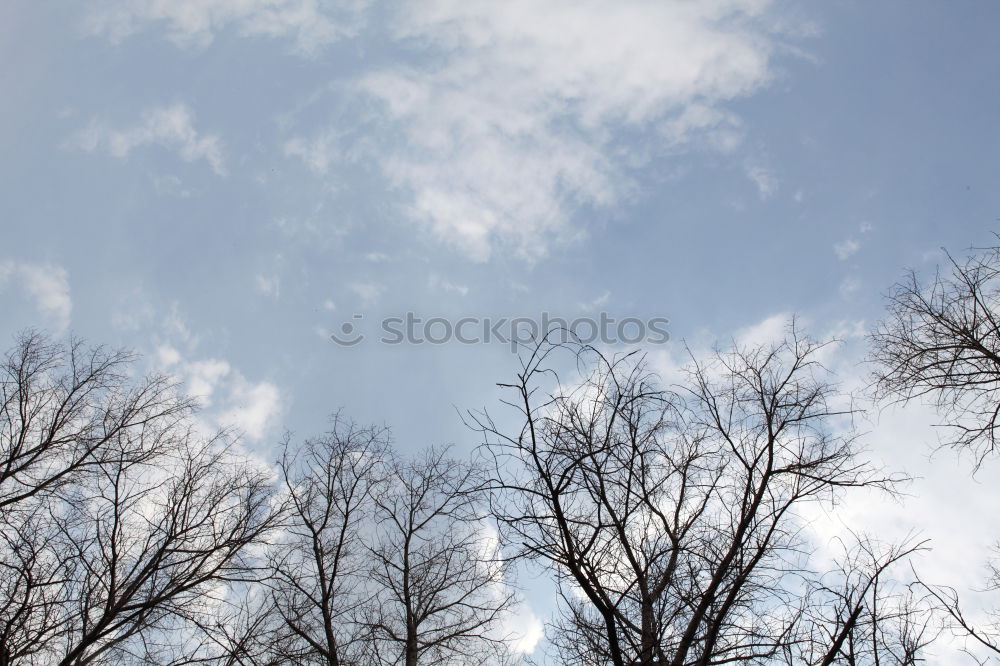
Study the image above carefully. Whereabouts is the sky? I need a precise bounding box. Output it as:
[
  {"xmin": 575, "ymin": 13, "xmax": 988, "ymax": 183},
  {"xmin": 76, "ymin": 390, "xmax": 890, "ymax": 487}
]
[{"xmin": 2, "ymin": 0, "xmax": 1000, "ymax": 659}]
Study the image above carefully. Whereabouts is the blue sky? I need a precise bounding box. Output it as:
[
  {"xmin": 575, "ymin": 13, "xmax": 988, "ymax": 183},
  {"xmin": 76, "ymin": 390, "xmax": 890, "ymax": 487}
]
[{"xmin": 2, "ymin": 1, "xmax": 1000, "ymax": 656}]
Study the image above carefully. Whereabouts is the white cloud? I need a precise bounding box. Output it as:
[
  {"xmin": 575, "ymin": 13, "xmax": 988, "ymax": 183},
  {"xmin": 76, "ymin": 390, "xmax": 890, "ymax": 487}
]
[
  {"xmin": 287, "ymin": 0, "xmax": 792, "ymax": 260},
  {"xmin": 255, "ymin": 273, "xmax": 280, "ymax": 298},
  {"xmin": 283, "ymin": 130, "xmax": 342, "ymax": 173},
  {"xmin": 503, "ymin": 603, "xmax": 545, "ymax": 655},
  {"xmin": 166, "ymin": 359, "xmax": 283, "ymax": 443},
  {"xmin": 839, "ymin": 275, "xmax": 861, "ymax": 298},
  {"xmin": 111, "ymin": 287, "xmax": 157, "ymax": 331},
  {"xmin": 166, "ymin": 356, "xmax": 283, "ymax": 443},
  {"xmin": 834, "ymin": 237, "xmax": 860, "ymax": 260},
  {"xmin": 154, "ymin": 344, "xmax": 182, "ymax": 368},
  {"xmin": 0, "ymin": 261, "xmax": 72, "ymax": 334},
  {"xmin": 349, "ymin": 281, "xmax": 384, "ymax": 307},
  {"xmin": 185, "ymin": 359, "xmax": 233, "ymax": 405},
  {"xmin": 579, "ymin": 289, "xmax": 611, "ymax": 310},
  {"xmin": 644, "ymin": 312, "xmax": 800, "ymax": 394},
  {"xmin": 17, "ymin": 264, "xmax": 73, "ymax": 334},
  {"xmin": 428, "ymin": 274, "xmax": 469, "ymax": 296},
  {"xmin": 441, "ymin": 281, "xmax": 468, "ymax": 296},
  {"xmin": 746, "ymin": 164, "xmax": 778, "ymax": 199},
  {"xmin": 133, "ymin": 306, "xmax": 286, "ymax": 444},
  {"xmin": 220, "ymin": 378, "xmax": 283, "ymax": 441},
  {"xmin": 85, "ymin": 0, "xmax": 368, "ymax": 56},
  {"xmin": 475, "ymin": 524, "xmax": 545, "ymax": 656},
  {"xmin": 162, "ymin": 302, "xmax": 195, "ymax": 343},
  {"xmin": 152, "ymin": 173, "xmax": 193, "ymax": 197},
  {"xmin": 70, "ymin": 104, "xmax": 226, "ymax": 175},
  {"xmin": 734, "ymin": 311, "xmax": 795, "ymax": 348}
]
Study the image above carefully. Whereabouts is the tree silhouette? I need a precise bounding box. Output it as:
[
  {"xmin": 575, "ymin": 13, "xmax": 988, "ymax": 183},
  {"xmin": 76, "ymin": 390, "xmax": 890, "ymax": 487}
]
[
  {"xmin": 871, "ymin": 240, "xmax": 1000, "ymax": 467},
  {"xmin": 871, "ymin": 238, "xmax": 1000, "ymax": 658},
  {"xmin": 472, "ymin": 330, "xmax": 920, "ymax": 666},
  {"xmin": 0, "ymin": 333, "xmax": 279, "ymax": 665}
]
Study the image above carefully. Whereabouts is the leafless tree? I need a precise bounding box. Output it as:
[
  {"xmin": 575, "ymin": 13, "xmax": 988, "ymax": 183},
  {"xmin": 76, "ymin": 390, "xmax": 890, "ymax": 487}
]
[
  {"xmin": 56, "ymin": 436, "xmax": 277, "ymax": 665},
  {"xmin": 263, "ymin": 417, "xmax": 392, "ymax": 666},
  {"xmin": 471, "ymin": 329, "xmax": 914, "ymax": 666},
  {"xmin": 870, "ymin": 240, "xmax": 1000, "ymax": 467},
  {"xmin": 0, "ymin": 332, "xmax": 279, "ymax": 665},
  {"xmin": 213, "ymin": 425, "xmax": 519, "ymax": 666},
  {"xmin": 0, "ymin": 503, "xmax": 71, "ymax": 665},
  {"xmin": 365, "ymin": 446, "xmax": 516, "ymax": 666},
  {"xmin": 0, "ymin": 330, "xmax": 191, "ymax": 511},
  {"xmin": 795, "ymin": 535, "xmax": 937, "ymax": 666},
  {"xmin": 919, "ymin": 571, "xmax": 1000, "ymax": 661},
  {"xmin": 870, "ymin": 238, "xmax": 1000, "ymax": 659}
]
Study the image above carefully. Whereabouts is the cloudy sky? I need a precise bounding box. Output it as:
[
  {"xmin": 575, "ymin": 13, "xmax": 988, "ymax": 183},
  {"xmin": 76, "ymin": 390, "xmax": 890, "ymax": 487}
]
[{"xmin": 2, "ymin": 0, "xmax": 999, "ymax": 657}]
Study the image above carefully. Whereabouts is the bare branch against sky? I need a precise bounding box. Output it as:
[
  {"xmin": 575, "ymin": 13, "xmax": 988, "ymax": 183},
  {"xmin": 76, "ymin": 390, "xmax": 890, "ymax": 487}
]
[{"xmin": 2, "ymin": 2, "xmax": 999, "ymax": 663}]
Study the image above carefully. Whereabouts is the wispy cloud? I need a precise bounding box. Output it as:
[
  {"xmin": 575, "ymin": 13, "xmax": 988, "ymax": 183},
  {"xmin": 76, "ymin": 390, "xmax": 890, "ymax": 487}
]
[
  {"xmin": 0, "ymin": 261, "xmax": 72, "ymax": 334},
  {"xmin": 283, "ymin": 129, "xmax": 343, "ymax": 173},
  {"xmin": 254, "ymin": 273, "xmax": 281, "ymax": 298},
  {"xmin": 579, "ymin": 289, "xmax": 611, "ymax": 310},
  {"xmin": 286, "ymin": 0, "xmax": 794, "ymax": 261},
  {"xmin": 429, "ymin": 275, "xmax": 469, "ymax": 296},
  {"xmin": 220, "ymin": 378, "xmax": 284, "ymax": 441},
  {"xmin": 834, "ymin": 237, "xmax": 860, "ymax": 260},
  {"xmin": 839, "ymin": 275, "xmax": 861, "ymax": 298},
  {"xmin": 499, "ymin": 599, "xmax": 544, "ymax": 655},
  {"xmin": 85, "ymin": 0, "xmax": 369, "ymax": 56},
  {"xmin": 152, "ymin": 316, "xmax": 285, "ymax": 443},
  {"xmin": 746, "ymin": 164, "xmax": 778, "ymax": 199},
  {"xmin": 163, "ymin": 353, "xmax": 284, "ymax": 442},
  {"xmin": 735, "ymin": 312, "xmax": 795, "ymax": 348},
  {"xmin": 349, "ymin": 281, "xmax": 384, "ymax": 307},
  {"xmin": 69, "ymin": 104, "xmax": 226, "ymax": 175}
]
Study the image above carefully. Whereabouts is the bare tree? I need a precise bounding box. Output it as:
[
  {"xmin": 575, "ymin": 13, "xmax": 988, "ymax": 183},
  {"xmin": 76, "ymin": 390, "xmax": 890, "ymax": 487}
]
[
  {"xmin": 0, "ymin": 330, "xmax": 191, "ymax": 510},
  {"xmin": 870, "ymin": 238, "xmax": 1000, "ymax": 658},
  {"xmin": 472, "ymin": 330, "xmax": 912, "ymax": 666},
  {"xmin": 0, "ymin": 503, "xmax": 71, "ymax": 665},
  {"xmin": 870, "ymin": 240, "xmax": 1000, "ymax": 467},
  {"xmin": 0, "ymin": 333, "xmax": 279, "ymax": 665},
  {"xmin": 191, "ymin": 585, "xmax": 283, "ymax": 666},
  {"xmin": 796, "ymin": 535, "xmax": 937, "ymax": 666},
  {"xmin": 57, "ymin": 435, "xmax": 277, "ymax": 665},
  {"xmin": 919, "ymin": 571, "xmax": 1000, "ymax": 661},
  {"xmin": 365, "ymin": 446, "xmax": 516, "ymax": 666},
  {"xmin": 218, "ymin": 424, "xmax": 519, "ymax": 666},
  {"xmin": 264, "ymin": 416, "xmax": 392, "ymax": 666}
]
